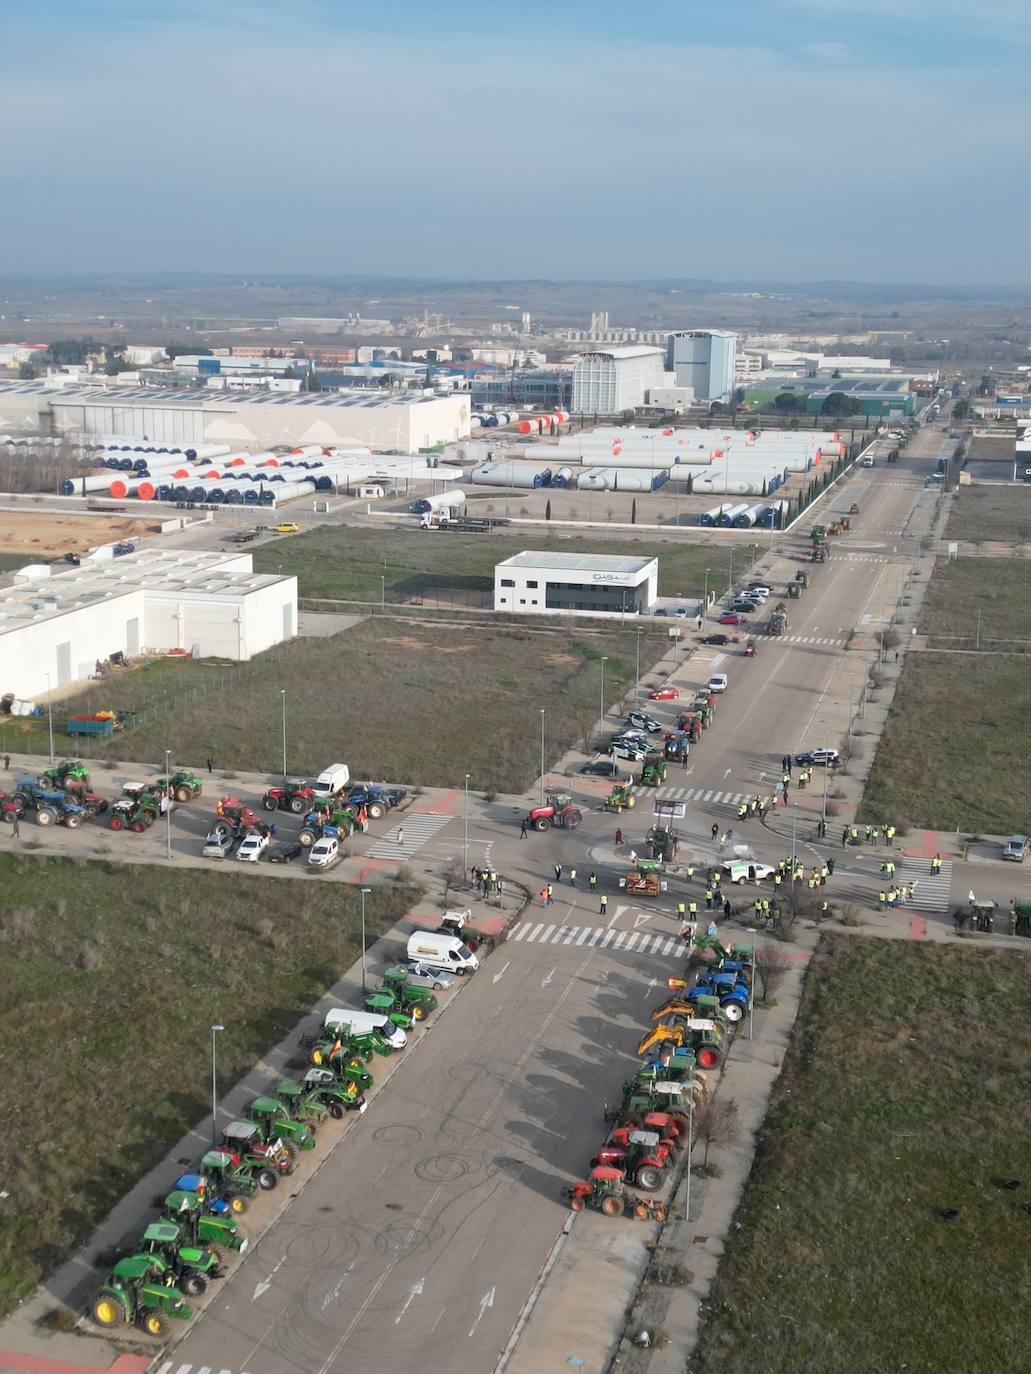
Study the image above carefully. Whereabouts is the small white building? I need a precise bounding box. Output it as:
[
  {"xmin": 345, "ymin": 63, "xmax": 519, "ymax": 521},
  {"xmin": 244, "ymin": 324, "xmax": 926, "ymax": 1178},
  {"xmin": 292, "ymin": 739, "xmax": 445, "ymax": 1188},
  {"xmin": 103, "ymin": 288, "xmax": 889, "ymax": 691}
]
[
  {"xmin": 571, "ymin": 346, "xmax": 666, "ymax": 414},
  {"xmin": 494, "ymin": 551, "xmax": 657, "ymax": 617},
  {"xmin": 0, "ymin": 549, "xmax": 297, "ymax": 700}
]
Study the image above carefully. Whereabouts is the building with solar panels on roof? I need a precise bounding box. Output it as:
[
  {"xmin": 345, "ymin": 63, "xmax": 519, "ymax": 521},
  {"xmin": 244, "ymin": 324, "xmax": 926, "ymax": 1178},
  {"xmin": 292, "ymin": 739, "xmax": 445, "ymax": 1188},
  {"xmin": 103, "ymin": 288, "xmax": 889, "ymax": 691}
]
[{"xmin": 493, "ymin": 551, "xmax": 657, "ymax": 617}]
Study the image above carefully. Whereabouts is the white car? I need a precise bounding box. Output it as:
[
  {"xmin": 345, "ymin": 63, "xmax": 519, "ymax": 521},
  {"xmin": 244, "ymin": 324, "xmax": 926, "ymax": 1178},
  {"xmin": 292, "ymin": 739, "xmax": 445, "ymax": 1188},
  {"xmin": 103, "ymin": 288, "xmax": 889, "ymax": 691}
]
[
  {"xmin": 308, "ymin": 836, "xmax": 340, "ymax": 870},
  {"xmin": 708, "ymin": 673, "xmax": 729, "ymax": 693},
  {"xmin": 236, "ymin": 831, "xmax": 270, "ymax": 863},
  {"xmin": 609, "ymin": 741, "xmax": 650, "ymax": 762},
  {"xmin": 722, "ymin": 859, "xmax": 776, "ymax": 884}
]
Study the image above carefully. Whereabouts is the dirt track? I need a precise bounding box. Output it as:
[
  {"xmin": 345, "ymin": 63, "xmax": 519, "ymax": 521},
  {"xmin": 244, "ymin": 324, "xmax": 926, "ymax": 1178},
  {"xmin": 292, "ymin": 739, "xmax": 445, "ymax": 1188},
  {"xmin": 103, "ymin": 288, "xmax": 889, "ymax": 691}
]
[{"xmin": 0, "ymin": 510, "xmax": 157, "ymax": 558}]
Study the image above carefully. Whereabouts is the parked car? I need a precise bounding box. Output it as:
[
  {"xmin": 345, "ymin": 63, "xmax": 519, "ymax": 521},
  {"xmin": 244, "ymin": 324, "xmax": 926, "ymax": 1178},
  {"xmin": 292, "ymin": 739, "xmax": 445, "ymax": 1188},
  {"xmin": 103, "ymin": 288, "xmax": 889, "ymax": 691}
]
[
  {"xmin": 653, "ymin": 607, "xmax": 670, "ymax": 617},
  {"xmin": 236, "ymin": 831, "xmax": 270, "ymax": 863},
  {"xmin": 275, "ymin": 522, "xmax": 300, "ymax": 533},
  {"xmin": 648, "ymin": 687, "xmax": 680, "ymax": 701},
  {"xmin": 708, "ymin": 673, "xmax": 729, "ymax": 693},
  {"xmin": 718, "ymin": 613, "xmax": 742, "ymax": 625},
  {"xmin": 747, "ymin": 582, "xmax": 772, "ymax": 594},
  {"xmin": 1003, "ymin": 835, "xmax": 1028, "ymax": 862},
  {"xmin": 795, "ymin": 747, "xmax": 840, "ymax": 767},
  {"xmin": 308, "ymin": 836, "xmax": 340, "ymax": 870},
  {"xmin": 722, "ymin": 859, "xmax": 776, "ymax": 884},
  {"xmin": 268, "ymin": 840, "xmax": 304, "ymax": 864},
  {"xmin": 731, "ymin": 601, "xmax": 758, "ymax": 614},
  {"xmin": 626, "ymin": 711, "xmax": 662, "ymax": 733},
  {"xmin": 395, "ymin": 960, "xmax": 455, "ymax": 992},
  {"xmin": 700, "ymin": 633, "xmax": 733, "ymax": 646},
  {"xmin": 203, "ymin": 830, "xmax": 234, "ymax": 859},
  {"xmin": 674, "ymin": 607, "xmax": 692, "ymax": 619},
  {"xmin": 608, "ymin": 741, "xmax": 650, "ymax": 762},
  {"xmin": 581, "ymin": 760, "xmax": 627, "ymax": 778}
]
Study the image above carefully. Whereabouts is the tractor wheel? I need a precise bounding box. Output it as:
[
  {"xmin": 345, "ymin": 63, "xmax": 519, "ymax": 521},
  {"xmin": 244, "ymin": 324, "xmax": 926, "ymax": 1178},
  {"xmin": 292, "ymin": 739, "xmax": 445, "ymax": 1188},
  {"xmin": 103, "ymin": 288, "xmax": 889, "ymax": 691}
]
[
  {"xmin": 366, "ymin": 803, "xmax": 385, "ymax": 820},
  {"xmin": 652, "ymin": 1203, "xmax": 668, "ymax": 1222},
  {"xmin": 601, "ymin": 1195, "xmax": 622, "ymax": 1217},
  {"xmin": 64, "ymin": 813, "xmax": 81, "ymax": 830},
  {"xmin": 299, "ymin": 830, "xmax": 316, "ymax": 847},
  {"xmin": 140, "ymin": 1311, "xmax": 166, "ymax": 1337},
  {"xmin": 668, "ymin": 1112, "xmax": 690, "ymax": 1137},
  {"xmin": 109, "ymin": 815, "xmax": 124, "ymax": 830},
  {"xmin": 411, "ymin": 1003, "xmax": 427, "ymax": 1021},
  {"xmin": 636, "ymin": 1165, "xmax": 663, "ymax": 1191},
  {"xmin": 91, "ymin": 1295, "xmax": 124, "ymax": 1328},
  {"xmin": 211, "ymin": 821, "xmax": 232, "ymax": 842},
  {"xmin": 721, "ymin": 1001, "xmax": 744, "ymax": 1024},
  {"xmin": 329, "ymin": 1102, "xmax": 345, "ymax": 1120},
  {"xmin": 288, "ymin": 796, "xmax": 306, "ymax": 814},
  {"xmin": 634, "ymin": 1202, "xmax": 650, "ymax": 1220},
  {"xmin": 172, "ymin": 787, "xmax": 188, "ymax": 802},
  {"xmin": 182, "ymin": 1273, "xmax": 207, "ymax": 1297},
  {"xmin": 569, "ymin": 1195, "xmax": 585, "ymax": 1212},
  {"xmin": 36, "ymin": 808, "xmax": 55, "ymax": 827},
  {"xmin": 626, "ymin": 795, "xmax": 636, "ymax": 809},
  {"xmin": 282, "ymin": 1142, "xmax": 298, "ymax": 1168},
  {"xmin": 697, "ymin": 1046, "xmax": 722, "ymax": 1070},
  {"xmin": 132, "ymin": 820, "xmax": 145, "ymax": 833},
  {"xmin": 563, "ymin": 810, "xmax": 582, "ymax": 830},
  {"xmin": 263, "ymin": 796, "xmax": 278, "ymax": 811},
  {"xmin": 257, "ymin": 1168, "xmax": 278, "ymax": 1190},
  {"xmin": 229, "ymin": 1194, "xmax": 248, "ymax": 1214},
  {"xmin": 533, "ymin": 818, "xmax": 548, "ymax": 832}
]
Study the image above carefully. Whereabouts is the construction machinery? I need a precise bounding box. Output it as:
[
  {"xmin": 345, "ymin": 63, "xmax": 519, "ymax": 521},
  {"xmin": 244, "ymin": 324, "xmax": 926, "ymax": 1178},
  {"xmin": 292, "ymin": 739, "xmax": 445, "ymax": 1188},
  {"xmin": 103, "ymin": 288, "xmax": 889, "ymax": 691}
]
[
  {"xmin": 526, "ymin": 793, "xmax": 583, "ymax": 832},
  {"xmin": 604, "ymin": 782, "xmax": 637, "ymax": 813},
  {"xmin": 637, "ymin": 1018, "xmax": 724, "ymax": 1069},
  {"xmin": 91, "ymin": 1255, "xmax": 193, "ymax": 1336}
]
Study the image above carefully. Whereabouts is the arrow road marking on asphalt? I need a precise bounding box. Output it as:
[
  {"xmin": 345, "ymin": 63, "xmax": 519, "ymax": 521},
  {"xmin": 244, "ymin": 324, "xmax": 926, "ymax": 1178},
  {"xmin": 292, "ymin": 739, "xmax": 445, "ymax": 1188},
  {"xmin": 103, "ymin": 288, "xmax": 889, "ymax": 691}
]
[
  {"xmin": 469, "ymin": 1285, "xmax": 495, "ymax": 1337},
  {"xmin": 321, "ymin": 1262, "xmax": 354, "ymax": 1312},
  {"xmin": 608, "ymin": 903, "xmax": 628, "ymax": 929},
  {"xmin": 252, "ymin": 1256, "xmax": 285, "ymax": 1301},
  {"xmin": 541, "ymin": 967, "xmax": 556, "ymax": 989},
  {"xmin": 645, "ymin": 976, "xmax": 658, "ymax": 998},
  {"xmin": 723, "ymin": 768, "xmax": 733, "ymax": 779},
  {"xmin": 492, "ymin": 960, "xmax": 510, "ymax": 985},
  {"xmin": 396, "ymin": 1277, "xmax": 425, "ymax": 1324}
]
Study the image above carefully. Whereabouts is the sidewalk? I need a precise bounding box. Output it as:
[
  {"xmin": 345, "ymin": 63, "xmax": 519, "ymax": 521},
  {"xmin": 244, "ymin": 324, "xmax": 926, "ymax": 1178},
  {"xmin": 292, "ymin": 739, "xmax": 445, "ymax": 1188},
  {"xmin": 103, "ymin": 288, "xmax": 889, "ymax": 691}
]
[{"xmin": 0, "ymin": 888, "xmax": 522, "ymax": 1368}]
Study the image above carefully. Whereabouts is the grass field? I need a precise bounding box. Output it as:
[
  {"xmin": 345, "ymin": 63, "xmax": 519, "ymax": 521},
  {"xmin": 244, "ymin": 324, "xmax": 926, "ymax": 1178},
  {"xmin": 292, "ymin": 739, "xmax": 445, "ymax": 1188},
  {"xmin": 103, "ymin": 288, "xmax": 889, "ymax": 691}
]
[
  {"xmin": 860, "ymin": 651, "xmax": 1030, "ymax": 832},
  {"xmin": 945, "ymin": 483, "xmax": 1031, "ymax": 544},
  {"xmin": 252, "ymin": 526, "xmax": 736, "ymax": 605},
  {"xmin": 919, "ymin": 556, "xmax": 1031, "ymax": 644},
  {"xmin": 0, "ymin": 853, "xmax": 416, "ymax": 1317},
  {"xmin": 692, "ymin": 936, "xmax": 1031, "ymax": 1374},
  {"xmin": 4, "ymin": 620, "xmax": 664, "ymax": 793}
]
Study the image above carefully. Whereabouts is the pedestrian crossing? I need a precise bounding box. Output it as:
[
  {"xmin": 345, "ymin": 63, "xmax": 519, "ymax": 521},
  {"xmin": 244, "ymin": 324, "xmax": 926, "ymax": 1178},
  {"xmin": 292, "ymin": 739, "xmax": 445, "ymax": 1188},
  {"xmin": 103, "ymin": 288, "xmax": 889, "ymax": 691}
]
[
  {"xmin": 892, "ymin": 856, "xmax": 953, "ymax": 913},
  {"xmin": 841, "ymin": 554, "xmax": 893, "ymax": 564},
  {"xmin": 656, "ymin": 785, "xmax": 750, "ymax": 807},
  {"xmin": 779, "ymin": 634, "xmax": 848, "ymax": 646},
  {"xmin": 366, "ymin": 811, "xmax": 451, "ymax": 859},
  {"xmin": 155, "ymin": 1363, "xmax": 250, "ymax": 1374},
  {"xmin": 511, "ymin": 920, "xmax": 681, "ymax": 960}
]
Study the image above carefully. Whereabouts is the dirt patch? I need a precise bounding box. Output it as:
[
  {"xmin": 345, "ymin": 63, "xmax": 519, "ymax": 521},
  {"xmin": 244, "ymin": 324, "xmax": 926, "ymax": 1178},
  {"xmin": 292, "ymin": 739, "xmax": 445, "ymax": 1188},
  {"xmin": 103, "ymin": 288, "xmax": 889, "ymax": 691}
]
[{"xmin": 0, "ymin": 511, "xmax": 157, "ymax": 558}]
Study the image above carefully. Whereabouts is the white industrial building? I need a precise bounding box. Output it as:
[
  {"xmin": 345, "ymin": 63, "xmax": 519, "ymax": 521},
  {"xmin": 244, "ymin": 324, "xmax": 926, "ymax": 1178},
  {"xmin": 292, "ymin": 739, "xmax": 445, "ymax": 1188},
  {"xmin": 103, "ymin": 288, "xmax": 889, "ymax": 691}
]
[
  {"xmin": 494, "ymin": 551, "xmax": 657, "ymax": 617},
  {"xmin": 667, "ymin": 331, "xmax": 738, "ymax": 401},
  {"xmin": 0, "ymin": 550, "xmax": 297, "ymax": 700},
  {"xmin": 571, "ymin": 347, "xmax": 666, "ymax": 414},
  {"xmin": 0, "ymin": 381, "xmax": 471, "ymax": 452}
]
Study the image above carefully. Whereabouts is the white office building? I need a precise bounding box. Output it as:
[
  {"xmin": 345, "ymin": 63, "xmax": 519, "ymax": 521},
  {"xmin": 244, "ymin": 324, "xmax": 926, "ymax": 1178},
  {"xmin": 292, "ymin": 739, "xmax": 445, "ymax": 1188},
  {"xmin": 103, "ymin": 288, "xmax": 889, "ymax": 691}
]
[
  {"xmin": 668, "ymin": 330, "xmax": 738, "ymax": 401},
  {"xmin": 571, "ymin": 346, "xmax": 666, "ymax": 414},
  {"xmin": 494, "ymin": 551, "xmax": 657, "ymax": 617}
]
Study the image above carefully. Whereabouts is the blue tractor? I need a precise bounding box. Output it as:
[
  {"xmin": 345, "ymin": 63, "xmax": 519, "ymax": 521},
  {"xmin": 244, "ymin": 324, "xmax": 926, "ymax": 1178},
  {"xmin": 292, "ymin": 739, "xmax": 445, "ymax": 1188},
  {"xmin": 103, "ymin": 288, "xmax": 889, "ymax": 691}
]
[
  {"xmin": 685, "ymin": 971, "xmax": 750, "ymax": 1025},
  {"xmin": 4, "ymin": 782, "xmax": 86, "ymax": 829}
]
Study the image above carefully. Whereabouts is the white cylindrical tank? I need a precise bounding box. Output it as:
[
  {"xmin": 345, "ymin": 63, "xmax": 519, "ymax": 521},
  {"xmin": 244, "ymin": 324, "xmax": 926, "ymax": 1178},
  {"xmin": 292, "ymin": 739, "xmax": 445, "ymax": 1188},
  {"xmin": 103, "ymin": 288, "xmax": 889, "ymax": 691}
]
[
  {"xmin": 576, "ymin": 468, "xmax": 613, "ymax": 491},
  {"xmin": 413, "ymin": 489, "xmax": 467, "ymax": 514},
  {"xmin": 470, "ymin": 463, "xmax": 550, "ymax": 488},
  {"xmin": 270, "ymin": 479, "xmax": 318, "ymax": 503},
  {"xmin": 184, "ymin": 442, "xmax": 232, "ymax": 461},
  {"xmin": 693, "ymin": 477, "xmax": 765, "ymax": 497}
]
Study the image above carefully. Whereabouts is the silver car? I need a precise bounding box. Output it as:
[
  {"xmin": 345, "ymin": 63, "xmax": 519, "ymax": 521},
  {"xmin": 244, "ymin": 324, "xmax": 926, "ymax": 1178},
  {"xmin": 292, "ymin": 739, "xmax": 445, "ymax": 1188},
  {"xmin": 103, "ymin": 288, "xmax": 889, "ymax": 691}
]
[
  {"xmin": 396, "ymin": 961, "xmax": 454, "ymax": 992},
  {"xmin": 1003, "ymin": 835, "xmax": 1028, "ymax": 862}
]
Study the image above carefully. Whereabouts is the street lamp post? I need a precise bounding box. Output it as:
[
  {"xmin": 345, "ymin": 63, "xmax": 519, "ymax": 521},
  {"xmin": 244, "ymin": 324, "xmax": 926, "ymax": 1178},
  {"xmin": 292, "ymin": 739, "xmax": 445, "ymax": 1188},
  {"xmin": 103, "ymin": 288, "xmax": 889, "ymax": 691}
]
[
  {"xmin": 381, "ymin": 575, "xmax": 385, "ymax": 611},
  {"xmin": 280, "ymin": 688, "xmax": 287, "ymax": 782},
  {"xmin": 791, "ymin": 802, "xmax": 798, "ymax": 864},
  {"xmin": 702, "ymin": 567, "xmax": 710, "ymax": 623},
  {"xmin": 600, "ymin": 656, "xmax": 607, "ymax": 727},
  {"xmin": 683, "ymin": 1092, "xmax": 694, "ymax": 1223},
  {"xmin": 463, "ymin": 773, "xmax": 470, "ymax": 877},
  {"xmin": 164, "ymin": 748, "xmax": 173, "ymax": 860},
  {"xmin": 45, "ymin": 672, "xmax": 54, "ymax": 763},
  {"xmin": 360, "ymin": 887, "xmax": 372, "ymax": 993},
  {"xmin": 539, "ymin": 709, "xmax": 545, "ymax": 806},
  {"xmin": 210, "ymin": 1024, "xmax": 225, "ymax": 1146},
  {"xmin": 634, "ymin": 627, "xmax": 642, "ymax": 703},
  {"xmin": 746, "ymin": 927, "xmax": 757, "ymax": 1040}
]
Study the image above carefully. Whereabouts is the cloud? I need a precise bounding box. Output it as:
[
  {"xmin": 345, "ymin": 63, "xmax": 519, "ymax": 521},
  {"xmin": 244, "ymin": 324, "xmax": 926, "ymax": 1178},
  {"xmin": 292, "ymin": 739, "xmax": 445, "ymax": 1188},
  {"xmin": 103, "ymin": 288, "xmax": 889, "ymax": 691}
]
[{"xmin": 802, "ymin": 41, "xmax": 850, "ymax": 61}]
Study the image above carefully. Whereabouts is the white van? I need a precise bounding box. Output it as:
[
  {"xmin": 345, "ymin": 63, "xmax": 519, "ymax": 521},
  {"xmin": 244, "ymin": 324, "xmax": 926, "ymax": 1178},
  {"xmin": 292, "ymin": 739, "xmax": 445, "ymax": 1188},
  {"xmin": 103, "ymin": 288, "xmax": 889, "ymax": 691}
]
[
  {"xmin": 323, "ymin": 1008, "xmax": 407, "ymax": 1050},
  {"xmin": 406, "ymin": 931, "xmax": 479, "ymax": 976},
  {"xmin": 312, "ymin": 763, "xmax": 351, "ymax": 800}
]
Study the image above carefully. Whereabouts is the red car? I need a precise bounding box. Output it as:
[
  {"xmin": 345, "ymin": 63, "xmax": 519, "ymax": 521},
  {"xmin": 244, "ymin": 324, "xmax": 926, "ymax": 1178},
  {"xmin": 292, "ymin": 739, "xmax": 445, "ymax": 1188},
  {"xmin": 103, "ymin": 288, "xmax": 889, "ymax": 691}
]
[
  {"xmin": 648, "ymin": 687, "xmax": 680, "ymax": 701},
  {"xmin": 718, "ymin": 612, "xmax": 742, "ymax": 625}
]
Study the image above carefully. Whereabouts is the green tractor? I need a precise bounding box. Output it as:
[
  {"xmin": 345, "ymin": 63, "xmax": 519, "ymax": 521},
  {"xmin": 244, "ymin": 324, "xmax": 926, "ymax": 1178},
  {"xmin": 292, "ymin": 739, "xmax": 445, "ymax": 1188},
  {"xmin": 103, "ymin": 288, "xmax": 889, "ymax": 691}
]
[
  {"xmin": 246, "ymin": 1095, "xmax": 316, "ymax": 1151},
  {"xmin": 646, "ymin": 825, "xmax": 679, "ymax": 863},
  {"xmin": 379, "ymin": 967, "xmax": 439, "ymax": 1020},
  {"xmin": 795, "ymin": 570, "xmax": 809, "ymax": 588},
  {"xmin": 787, "ymin": 581, "xmax": 801, "ymax": 599},
  {"xmin": 109, "ymin": 782, "xmax": 163, "ymax": 832},
  {"xmin": 162, "ymin": 1188, "xmax": 249, "ymax": 1259},
  {"xmin": 91, "ymin": 1254, "xmax": 193, "ymax": 1337},
  {"xmin": 275, "ymin": 1077, "xmax": 332, "ymax": 1128},
  {"xmin": 221, "ymin": 1119, "xmax": 296, "ymax": 1180},
  {"xmin": 138, "ymin": 1218, "xmax": 223, "ymax": 1297},
  {"xmin": 155, "ymin": 768, "xmax": 203, "ymax": 803},
  {"xmin": 604, "ymin": 782, "xmax": 637, "ymax": 813},
  {"xmin": 298, "ymin": 803, "xmax": 364, "ymax": 847},
  {"xmin": 361, "ymin": 990, "xmax": 416, "ymax": 1031},
  {"xmin": 640, "ymin": 756, "xmax": 667, "ymax": 787},
  {"xmin": 294, "ymin": 1067, "xmax": 368, "ymax": 1119},
  {"xmin": 38, "ymin": 759, "xmax": 90, "ymax": 790},
  {"xmin": 174, "ymin": 1149, "xmax": 268, "ymax": 1214}
]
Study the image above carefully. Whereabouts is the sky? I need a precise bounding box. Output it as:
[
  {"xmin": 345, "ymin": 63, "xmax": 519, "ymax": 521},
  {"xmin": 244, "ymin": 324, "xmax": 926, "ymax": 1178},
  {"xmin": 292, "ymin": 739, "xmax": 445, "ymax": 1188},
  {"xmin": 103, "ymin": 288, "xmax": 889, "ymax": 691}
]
[{"xmin": 3, "ymin": 0, "xmax": 1030, "ymax": 283}]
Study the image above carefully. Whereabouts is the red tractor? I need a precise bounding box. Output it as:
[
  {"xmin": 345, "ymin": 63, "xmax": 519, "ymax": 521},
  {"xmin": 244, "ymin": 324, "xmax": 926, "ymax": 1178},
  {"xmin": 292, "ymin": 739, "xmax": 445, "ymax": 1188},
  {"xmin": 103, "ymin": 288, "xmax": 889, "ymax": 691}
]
[
  {"xmin": 563, "ymin": 1166, "xmax": 667, "ymax": 1221},
  {"xmin": 526, "ymin": 793, "xmax": 583, "ymax": 833},
  {"xmin": 592, "ymin": 1127, "xmax": 675, "ymax": 1191},
  {"xmin": 211, "ymin": 797, "xmax": 267, "ymax": 844},
  {"xmin": 262, "ymin": 779, "xmax": 316, "ymax": 814}
]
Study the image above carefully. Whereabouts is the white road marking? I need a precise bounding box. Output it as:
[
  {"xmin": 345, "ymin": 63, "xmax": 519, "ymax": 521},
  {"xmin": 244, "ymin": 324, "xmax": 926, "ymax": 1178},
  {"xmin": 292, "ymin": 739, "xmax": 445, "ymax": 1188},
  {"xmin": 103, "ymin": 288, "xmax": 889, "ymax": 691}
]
[
  {"xmin": 469, "ymin": 1285, "xmax": 496, "ymax": 1338},
  {"xmin": 395, "ymin": 1277, "xmax": 425, "ymax": 1324}
]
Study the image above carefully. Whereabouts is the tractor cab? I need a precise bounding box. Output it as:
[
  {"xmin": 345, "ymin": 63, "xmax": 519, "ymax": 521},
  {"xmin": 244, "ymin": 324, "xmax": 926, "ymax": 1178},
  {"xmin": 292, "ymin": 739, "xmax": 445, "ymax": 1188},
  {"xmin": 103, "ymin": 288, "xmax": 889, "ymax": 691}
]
[
  {"xmin": 247, "ymin": 1095, "xmax": 315, "ymax": 1149},
  {"xmin": 439, "ymin": 909, "xmax": 472, "ymax": 939}
]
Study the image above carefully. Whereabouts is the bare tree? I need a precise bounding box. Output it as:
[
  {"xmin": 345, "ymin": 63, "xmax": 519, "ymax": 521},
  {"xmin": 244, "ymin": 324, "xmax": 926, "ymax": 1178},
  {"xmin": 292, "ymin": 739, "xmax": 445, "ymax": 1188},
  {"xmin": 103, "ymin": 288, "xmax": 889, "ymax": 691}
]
[
  {"xmin": 695, "ymin": 1097, "xmax": 740, "ymax": 1167},
  {"xmin": 752, "ymin": 946, "xmax": 791, "ymax": 1002},
  {"xmin": 442, "ymin": 856, "xmax": 465, "ymax": 905}
]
